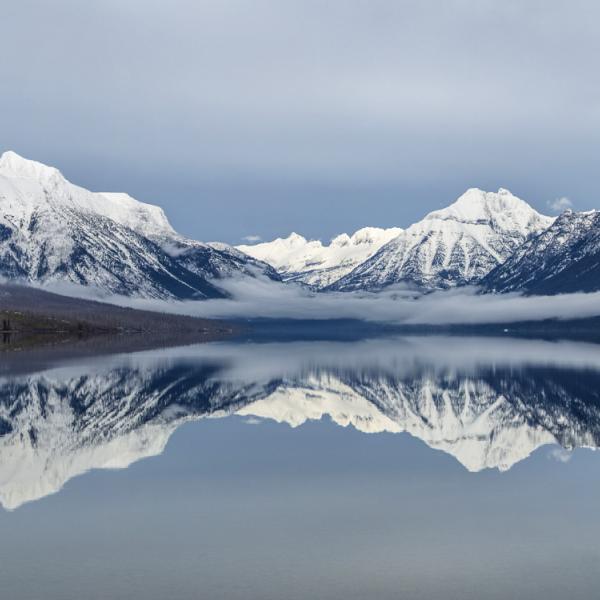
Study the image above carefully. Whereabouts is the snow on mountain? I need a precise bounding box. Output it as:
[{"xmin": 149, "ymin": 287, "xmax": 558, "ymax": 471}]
[
  {"xmin": 1, "ymin": 153, "xmax": 570, "ymax": 298},
  {"xmin": 0, "ymin": 151, "xmax": 278, "ymax": 299},
  {"xmin": 483, "ymin": 209, "xmax": 600, "ymax": 294},
  {"xmin": 95, "ymin": 192, "xmax": 177, "ymax": 239},
  {"xmin": 328, "ymin": 188, "xmax": 554, "ymax": 291},
  {"xmin": 0, "ymin": 152, "xmax": 175, "ymax": 238},
  {"xmin": 237, "ymin": 226, "xmax": 403, "ymax": 288},
  {"xmin": 166, "ymin": 238, "xmax": 281, "ymax": 283}
]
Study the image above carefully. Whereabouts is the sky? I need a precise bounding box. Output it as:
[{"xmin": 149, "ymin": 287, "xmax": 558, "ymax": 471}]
[{"xmin": 1, "ymin": 1, "xmax": 599, "ymax": 244}]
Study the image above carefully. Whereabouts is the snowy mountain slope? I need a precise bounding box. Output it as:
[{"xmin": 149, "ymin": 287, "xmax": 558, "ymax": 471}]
[
  {"xmin": 0, "ymin": 151, "xmax": 277, "ymax": 299},
  {"xmin": 237, "ymin": 227, "xmax": 402, "ymax": 288},
  {"xmin": 166, "ymin": 239, "xmax": 281, "ymax": 283},
  {"xmin": 0, "ymin": 151, "xmax": 177, "ymax": 239},
  {"xmin": 482, "ymin": 209, "xmax": 600, "ymax": 294},
  {"xmin": 328, "ymin": 188, "xmax": 554, "ymax": 291},
  {"xmin": 2, "ymin": 353, "xmax": 599, "ymax": 508}
]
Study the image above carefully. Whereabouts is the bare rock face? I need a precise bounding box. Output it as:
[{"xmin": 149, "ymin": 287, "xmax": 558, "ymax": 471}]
[{"xmin": 483, "ymin": 209, "xmax": 600, "ymax": 295}]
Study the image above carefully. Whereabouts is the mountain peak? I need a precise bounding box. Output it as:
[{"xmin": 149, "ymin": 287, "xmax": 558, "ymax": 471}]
[
  {"xmin": 447, "ymin": 187, "xmax": 522, "ymax": 212},
  {"xmin": 237, "ymin": 226, "xmax": 404, "ymax": 287},
  {"xmin": 0, "ymin": 151, "xmax": 177, "ymax": 240},
  {"xmin": 0, "ymin": 152, "xmax": 277, "ymax": 299},
  {"xmin": 287, "ymin": 232, "xmax": 309, "ymax": 244},
  {"xmin": 347, "ymin": 226, "xmax": 403, "ymax": 245},
  {"xmin": 424, "ymin": 187, "xmax": 552, "ymax": 233},
  {"xmin": 330, "ymin": 189, "xmax": 555, "ymax": 292},
  {"xmin": 0, "ymin": 150, "xmax": 64, "ymax": 183}
]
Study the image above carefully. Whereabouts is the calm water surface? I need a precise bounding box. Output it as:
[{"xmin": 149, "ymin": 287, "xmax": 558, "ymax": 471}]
[{"xmin": 1, "ymin": 336, "xmax": 599, "ymax": 599}]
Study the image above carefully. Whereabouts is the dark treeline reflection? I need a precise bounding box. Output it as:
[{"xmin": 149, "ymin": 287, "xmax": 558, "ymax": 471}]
[{"xmin": 1, "ymin": 336, "xmax": 600, "ymax": 509}]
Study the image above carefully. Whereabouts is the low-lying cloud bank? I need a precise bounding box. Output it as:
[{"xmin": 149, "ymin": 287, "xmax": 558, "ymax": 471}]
[{"xmin": 40, "ymin": 276, "xmax": 600, "ymax": 325}]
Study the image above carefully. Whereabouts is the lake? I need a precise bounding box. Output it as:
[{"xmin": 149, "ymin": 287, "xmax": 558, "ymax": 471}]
[{"xmin": 1, "ymin": 335, "xmax": 599, "ymax": 599}]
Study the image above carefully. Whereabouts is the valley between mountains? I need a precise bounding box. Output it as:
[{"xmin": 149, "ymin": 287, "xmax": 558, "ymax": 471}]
[{"xmin": 1, "ymin": 150, "xmax": 600, "ymax": 331}]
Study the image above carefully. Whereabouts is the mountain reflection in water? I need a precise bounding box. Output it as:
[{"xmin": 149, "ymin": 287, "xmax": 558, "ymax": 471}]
[{"xmin": 1, "ymin": 336, "xmax": 599, "ymax": 510}]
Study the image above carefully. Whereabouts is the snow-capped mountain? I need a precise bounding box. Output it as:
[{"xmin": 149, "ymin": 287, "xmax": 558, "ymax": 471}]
[
  {"xmin": 237, "ymin": 227, "xmax": 403, "ymax": 288},
  {"xmin": 0, "ymin": 151, "xmax": 278, "ymax": 299},
  {"xmin": 483, "ymin": 209, "xmax": 600, "ymax": 295},
  {"xmin": 328, "ymin": 188, "xmax": 554, "ymax": 291}
]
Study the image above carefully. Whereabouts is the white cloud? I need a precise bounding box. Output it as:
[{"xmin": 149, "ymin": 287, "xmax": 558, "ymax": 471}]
[
  {"xmin": 548, "ymin": 196, "xmax": 573, "ymax": 212},
  {"xmin": 548, "ymin": 447, "xmax": 573, "ymax": 463},
  {"xmin": 44, "ymin": 275, "xmax": 600, "ymax": 326},
  {"xmin": 242, "ymin": 235, "xmax": 262, "ymax": 243}
]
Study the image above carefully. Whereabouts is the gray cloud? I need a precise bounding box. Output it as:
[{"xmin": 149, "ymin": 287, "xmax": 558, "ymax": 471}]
[
  {"xmin": 42, "ymin": 276, "xmax": 600, "ymax": 326},
  {"xmin": 2, "ymin": 1, "xmax": 599, "ymax": 242},
  {"xmin": 548, "ymin": 196, "xmax": 574, "ymax": 212},
  {"xmin": 548, "ymin": 448, "xmax": 573, "ymax": 464}
]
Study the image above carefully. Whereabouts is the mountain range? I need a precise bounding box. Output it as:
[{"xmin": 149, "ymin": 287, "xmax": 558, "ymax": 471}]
[
  {"xmin": 483, "ymin": 209, "xmax": 600, "ymax": 294},
  {"xmin": 240, "ymin": 188, "xmax": 556, "ymax": 291},
  {"xmin": 0, "ymin": 151, "xmax": 278, "ymax": 300},
  {"xmin": 0, "ymin": 150, "xmax": 598, "ymax": 301},
  {"xmin": 237, "ymin": 226, "xmax": 403, "ymax": 288},
  {"xmin": 328, "ymin": 188, "xmax": 554, "ymax": 291},
  {"xmin": 243, "ymin": 189, "xmax": 600, "ymax": 295}
]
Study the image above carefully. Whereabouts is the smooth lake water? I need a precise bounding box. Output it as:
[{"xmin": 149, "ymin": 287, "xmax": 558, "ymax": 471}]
[{"xmin": 1, "ymin": 335, "xmax": 599, "ymax": 599}]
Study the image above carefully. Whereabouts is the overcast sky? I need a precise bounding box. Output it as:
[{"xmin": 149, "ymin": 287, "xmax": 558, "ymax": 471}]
[{"xmin": 2, "ymin": 1, "xmax": 599, "ymax": 243}]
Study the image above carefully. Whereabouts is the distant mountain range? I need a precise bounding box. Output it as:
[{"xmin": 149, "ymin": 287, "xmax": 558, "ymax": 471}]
[
  {"xmin": 1, "ymin": 150, "xmax": 598, "ymax": 300},
  {"xmin": 241, "ymin": 188, "xmax": 555, "ymax": 292},
  {"xmin": 238, "ymin": 227, "xmax": 403, "ymax": 288},
  {"xmin": 328, "ymin": 188, "xmax": 553, "ymax": 291},
  {"xmin": 244, "ymin": 189, "xmax": 600, "ymax": 295}
]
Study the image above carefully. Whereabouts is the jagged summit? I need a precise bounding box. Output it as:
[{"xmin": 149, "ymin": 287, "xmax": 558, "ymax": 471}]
[
  {"xmin": 483, "ymin": 208, "xmax": 600, "ymax": 294},
  {"xmin": 0, "ymin": 151, "xmax": 278, "ymax": 299},
  {"xmin": 0, "ymin": 150, "xmax": 175, "ymax": 238},
  {"xmin": 238, "ymin": 188, "xmax": 554, "ymax": 292},
  {"xmin": 237, "ymin": 225, "xmax": 403, "ymax": 288},
  {"xmin": 426, "ymin": 188, "xmax": 546, "ymax": 230},
  {"xmin": 329, "ymin": 188, "xmax": 554, "ymax": 292},
  {"xmin": 0, "ymin": 150, "xmax": 64, "ymax": 183},
  {"xmin": 0, "ymin": 152, "xmax": 582, "ymax": 298},
  {"xmin": 343, "ymin": 226, "xmax": 401, "ymax": 245}
]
